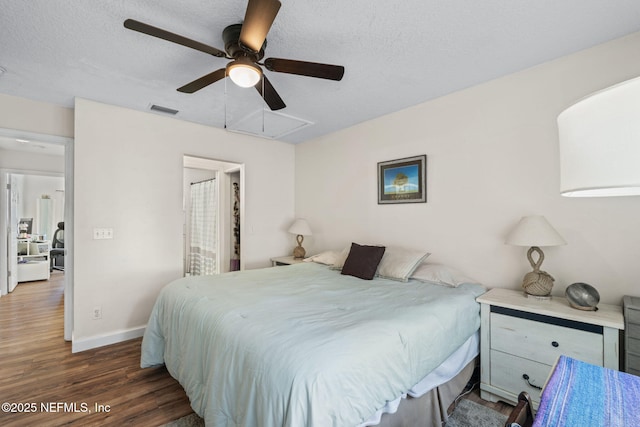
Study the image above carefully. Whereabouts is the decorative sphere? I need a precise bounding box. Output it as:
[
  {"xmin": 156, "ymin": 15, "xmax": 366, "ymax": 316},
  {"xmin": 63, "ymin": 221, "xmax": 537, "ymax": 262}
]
[{"xmin": 565, "ymin": 282, "xmax": 600, "ymax": 311}]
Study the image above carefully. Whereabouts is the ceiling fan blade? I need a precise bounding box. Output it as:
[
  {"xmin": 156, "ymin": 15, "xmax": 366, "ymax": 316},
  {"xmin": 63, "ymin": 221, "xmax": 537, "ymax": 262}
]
[
  {"xmin": 124, "ymin": 19, "xmax": 226, "ymax": 58},
  {"xmin": 239, "ymin": 0, "xmax": 281, "ymax": 53},
  {"xmin": 264, "ymin": 58, "xmax": 344, "ymax": 81},
  {"xmin": 256, "ymin": 76, "xmax": 286, "ymax": 110},
  {"xmin": 177, "ymin": 68, "xmax": 227, "ymax": 93}
]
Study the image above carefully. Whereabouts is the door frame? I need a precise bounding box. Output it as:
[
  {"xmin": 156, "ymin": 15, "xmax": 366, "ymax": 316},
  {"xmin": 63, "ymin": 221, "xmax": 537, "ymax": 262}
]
[
  {"xmin": 0, "ymin": 128, "xmax": 74, "ymax": 341},
  {"xmin": 4, "ymin": 173, "xmax": 18, "ymax": 293},
  {"xmin": 183, "ymin": 155, "xmax": 245, "ymax": 274}
]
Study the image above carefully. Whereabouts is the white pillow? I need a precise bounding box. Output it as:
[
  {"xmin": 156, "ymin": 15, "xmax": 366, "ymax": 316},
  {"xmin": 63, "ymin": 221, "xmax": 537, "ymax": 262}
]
[
  {"xmin": 330, "ymin": 246, "xmax": 352, "ymax": 270},
  {"xmin": 376, "ymin": 246, "xmax": 431, "ymax": 282},
  {"xmin": 331, "ymin": 244, "xmax": 430, "ymax": 282},
  {"xmin": 410, "ymin": 263, "xmax": 479, "ymax": 288},
  {"xmin": 304, "ymin": 250, "xmax": 340, "ymax": 265}
]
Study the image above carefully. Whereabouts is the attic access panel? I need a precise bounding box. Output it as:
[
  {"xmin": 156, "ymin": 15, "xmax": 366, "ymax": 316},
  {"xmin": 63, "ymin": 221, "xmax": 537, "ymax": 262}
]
[{"xmin": 225, "ymin": 107, "xmax": 313, "ymax": 139}]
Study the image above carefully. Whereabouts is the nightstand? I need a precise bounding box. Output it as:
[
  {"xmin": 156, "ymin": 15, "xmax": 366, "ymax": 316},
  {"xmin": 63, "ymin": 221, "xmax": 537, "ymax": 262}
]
[
  {"xmin": 270, "ymin": 255, "xmax": 306, "ymax": 266},
  {"xmin": 477, "ymin": 288, "xmax": 623, "ymax": 409}
]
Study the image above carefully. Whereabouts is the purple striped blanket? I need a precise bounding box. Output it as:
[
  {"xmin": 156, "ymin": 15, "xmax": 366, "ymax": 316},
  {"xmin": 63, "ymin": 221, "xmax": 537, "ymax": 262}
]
[{"xmin": 533, "ymin": 355, "xmax": 640, "ymax": 427}]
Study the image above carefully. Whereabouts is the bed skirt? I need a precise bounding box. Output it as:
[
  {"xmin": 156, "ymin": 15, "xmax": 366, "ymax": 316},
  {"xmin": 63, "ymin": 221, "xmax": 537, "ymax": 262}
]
[{"xmin": 373, "ymin": 358, "xmax": 476, "ymax": 427}]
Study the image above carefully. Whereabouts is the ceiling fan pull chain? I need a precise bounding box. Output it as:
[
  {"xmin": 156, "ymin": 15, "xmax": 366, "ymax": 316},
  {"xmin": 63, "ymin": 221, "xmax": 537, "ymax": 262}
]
[
  {"xmin": 224, "ymin": 77, "xmax": 228, "ymax": 130},
  {"xmin": 261, "ymin": 79, "xmax": 265, "ymax": 134}
]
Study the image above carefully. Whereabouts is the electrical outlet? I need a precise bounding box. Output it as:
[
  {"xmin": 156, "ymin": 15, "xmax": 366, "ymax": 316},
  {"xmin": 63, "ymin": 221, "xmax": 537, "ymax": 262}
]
[{"xmin": 92, "ymin": 306, "xmax": 102, "ymax": 320}]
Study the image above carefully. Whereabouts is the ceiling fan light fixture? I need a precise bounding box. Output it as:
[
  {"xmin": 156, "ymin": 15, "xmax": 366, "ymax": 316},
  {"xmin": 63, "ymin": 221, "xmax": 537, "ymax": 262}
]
[
  {"xmin": 124, "ymin": 0, "xmax": 344, "ymax": 110},
  {"xmin": 227, "ymin": 57, "xmax": 262, "ymax": 88}
]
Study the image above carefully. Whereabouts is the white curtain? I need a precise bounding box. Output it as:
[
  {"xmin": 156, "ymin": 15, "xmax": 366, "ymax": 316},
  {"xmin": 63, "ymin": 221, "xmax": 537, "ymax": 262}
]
[{"xmin": 189, "ymin": 179, "xmax": 217, "ymax": 275}]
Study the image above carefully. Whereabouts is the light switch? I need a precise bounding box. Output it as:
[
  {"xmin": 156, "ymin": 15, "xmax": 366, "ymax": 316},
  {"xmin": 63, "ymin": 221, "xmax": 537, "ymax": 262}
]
[{"xmin": 93, "ymin": 228, "xmax": 114, "ymax": 239}]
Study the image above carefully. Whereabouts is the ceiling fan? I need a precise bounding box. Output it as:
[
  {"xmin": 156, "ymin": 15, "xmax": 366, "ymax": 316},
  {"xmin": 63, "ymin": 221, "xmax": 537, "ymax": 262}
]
[{"xmin": 124, "ymin": 0, "xmax": 345, "ymax": 111}]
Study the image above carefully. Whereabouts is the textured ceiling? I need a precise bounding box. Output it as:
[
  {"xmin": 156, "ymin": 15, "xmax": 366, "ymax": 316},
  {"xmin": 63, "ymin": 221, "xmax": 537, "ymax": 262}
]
[{"xmin": 1, "ymin": 1, "xmax": 640, "ymax": 144}]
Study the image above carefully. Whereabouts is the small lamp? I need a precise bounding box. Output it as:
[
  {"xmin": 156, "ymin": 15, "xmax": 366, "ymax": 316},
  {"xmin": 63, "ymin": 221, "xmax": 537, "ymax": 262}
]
[
  {"xmin": 506, "ymin": 215, "xmax": 567, "ymax": 298},
  {"xmin": 288, "ymin": 219, "xmax": 312, "ymax": 259}
]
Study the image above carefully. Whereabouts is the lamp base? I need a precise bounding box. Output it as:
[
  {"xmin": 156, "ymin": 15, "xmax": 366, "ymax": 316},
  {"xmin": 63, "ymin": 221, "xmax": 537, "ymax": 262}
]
[
  {"xmin": 521, "ymin": 246, "xmax": 555, "ymax": 297},
  {"xmin": 525, "ymin": 292, "xmax": 552, "ymax": 301},
  {"xmin": 293, "ymin": 234, "xmax": 306, "ymax": 259},
  {"xmin": 521, "ymin": 270, "xmax": 554, "ymax": 297},
  {"xmin": 293, "ymin": 246, "xmax": 306, "ymax": 259}
]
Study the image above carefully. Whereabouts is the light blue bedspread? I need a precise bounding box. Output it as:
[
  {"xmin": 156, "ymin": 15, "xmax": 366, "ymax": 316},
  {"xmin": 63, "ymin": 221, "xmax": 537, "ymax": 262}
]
[{"xmin": 141, "ymin": 263, "xmax": 484, "ymax": 427}]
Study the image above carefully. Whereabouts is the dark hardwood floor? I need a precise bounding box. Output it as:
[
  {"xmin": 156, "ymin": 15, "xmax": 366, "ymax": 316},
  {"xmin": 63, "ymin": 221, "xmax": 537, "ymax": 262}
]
[
  {"xmin": 0, "ymin": 273, "xmax": 192, "ymax": 426},
  {"xmin": 0, "ymin": 272, "xmax": 513, "ymax": 426}
]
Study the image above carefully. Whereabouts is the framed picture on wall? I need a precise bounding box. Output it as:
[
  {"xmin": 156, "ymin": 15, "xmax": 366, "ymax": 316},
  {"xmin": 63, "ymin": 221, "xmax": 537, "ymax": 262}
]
[{"xmin": 377, "ymin": 155, "xmax": 427, "ymax": 204}]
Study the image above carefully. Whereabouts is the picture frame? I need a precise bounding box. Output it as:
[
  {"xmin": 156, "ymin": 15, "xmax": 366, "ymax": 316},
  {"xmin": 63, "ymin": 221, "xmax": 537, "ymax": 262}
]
[{"xmin": 377, "ymin": 155, "xmax": 427, "ymax": 204}]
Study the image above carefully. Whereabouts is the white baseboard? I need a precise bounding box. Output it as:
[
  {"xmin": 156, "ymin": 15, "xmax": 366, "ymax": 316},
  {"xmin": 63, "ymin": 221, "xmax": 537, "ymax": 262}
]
[{"xmin": 72, "ymin": 326, "xmax": 146, "ymax": 353}]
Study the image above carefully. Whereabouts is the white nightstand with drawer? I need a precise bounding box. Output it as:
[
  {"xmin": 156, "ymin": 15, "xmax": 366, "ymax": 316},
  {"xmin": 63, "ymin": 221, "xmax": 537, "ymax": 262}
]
[
  {"xmin": 477, "ymin": 288, "xmax": 624, "ymax": 409},
  {"xmin": 270, "ymin": 256, "xmax": 306, "ymax": 266}
]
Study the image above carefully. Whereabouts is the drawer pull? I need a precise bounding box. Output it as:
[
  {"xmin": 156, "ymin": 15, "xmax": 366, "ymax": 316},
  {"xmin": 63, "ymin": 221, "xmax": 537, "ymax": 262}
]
[
  {"xmin": 551, "ymin": 341, "xmax": 559, "ymax": 347},
  {"xmin": 522, "ymin": 374, "xmax": 543, "ymax": 390}
]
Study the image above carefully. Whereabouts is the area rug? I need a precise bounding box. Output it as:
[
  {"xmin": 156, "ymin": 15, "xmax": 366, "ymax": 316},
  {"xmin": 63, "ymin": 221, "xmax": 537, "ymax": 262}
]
[
  {"xmin": 446, "ymin": 398, "xmax": 508, "ymax": 427},
  {"xmin": 161, "ymin": 397, "xmax": 507, "ymax": 427},
  {"xmin": 160, "ymin": 413, "xmax": 203, "ymax": 427}
]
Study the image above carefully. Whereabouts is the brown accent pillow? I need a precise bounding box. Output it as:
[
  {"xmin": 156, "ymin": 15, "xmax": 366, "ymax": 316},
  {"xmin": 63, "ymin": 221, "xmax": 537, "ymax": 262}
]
[{"xmin": 341, "ymin": 243, "xmax": 386, "ymax": 280}]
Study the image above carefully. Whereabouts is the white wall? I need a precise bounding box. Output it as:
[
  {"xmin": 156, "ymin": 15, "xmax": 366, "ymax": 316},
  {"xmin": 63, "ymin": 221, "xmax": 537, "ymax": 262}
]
[
  {"xmin": 73, "ymin": 98, "xmax": 295, "ymax": 347},
  {"xmin": 22, "ymin": 175, "xmax": 65, "ymax": 238},
  {"xmin": 0, "ymin": 93, "xmax": 74, "ymax": 138},
  {"xmin": 295, "ymin": 32, "xmax": 640, "ymax": 305},
  {"xmin": 0, "ymin": 93, "xmax": 70, "ymax": 241},
  {"xmin": 0, "ymin": 149, "xmax": 65, "ymax": 174}
]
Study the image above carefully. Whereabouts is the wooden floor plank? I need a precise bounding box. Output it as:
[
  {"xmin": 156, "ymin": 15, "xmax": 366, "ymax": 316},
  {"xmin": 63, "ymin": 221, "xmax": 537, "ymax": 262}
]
[{"xmin": 0, "ymin": 273, "xmax": 192, "ymax": 426}]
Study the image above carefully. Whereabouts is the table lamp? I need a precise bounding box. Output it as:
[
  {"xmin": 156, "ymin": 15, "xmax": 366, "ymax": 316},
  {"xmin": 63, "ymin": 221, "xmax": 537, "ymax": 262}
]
[
  {"xmin": 288, "ymin": 218, "xmax": 312, "ymax": 259},
  {"xmin": 558, "ymin": 76, "xmax": 640, "ymax": 197},
  {"xmin": 506, "ymin": 215, "xmax": 567, "ymax": 298}
]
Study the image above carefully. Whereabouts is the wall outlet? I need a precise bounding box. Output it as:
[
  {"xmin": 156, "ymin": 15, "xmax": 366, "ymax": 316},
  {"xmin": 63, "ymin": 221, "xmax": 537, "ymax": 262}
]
[{"xmin": 92, "ymin": 306, "xmax": 102, "ymax": 320}]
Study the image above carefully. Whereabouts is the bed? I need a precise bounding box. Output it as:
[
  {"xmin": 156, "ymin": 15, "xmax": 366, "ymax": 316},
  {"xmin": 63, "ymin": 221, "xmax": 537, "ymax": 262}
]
[{"xmin": 141, "ymin": 248, "xmax": 485, "ymax": 427}]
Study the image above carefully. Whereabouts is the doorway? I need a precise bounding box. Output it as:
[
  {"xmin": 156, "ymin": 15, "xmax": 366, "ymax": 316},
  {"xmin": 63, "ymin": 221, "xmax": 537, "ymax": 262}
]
[
  {"xmin": 3, "ymin": 172, "xmax": 64, "ymax": 292},
  {"xmin": 183, "ymin": 155, "xmax": 244, "ymax": 275},
  {"xmin": 0, "ymin": 128, "xmax": 73, "ymax": 341}
]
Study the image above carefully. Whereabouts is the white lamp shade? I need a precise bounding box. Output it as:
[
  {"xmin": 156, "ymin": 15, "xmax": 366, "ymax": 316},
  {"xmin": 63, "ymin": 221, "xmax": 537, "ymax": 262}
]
[
  {"xmin": 505, "ymin": 215, "xmax": 566, "ymax": 247},
  {"xmin": 558, "ymin": 76, "xmax": 640, "ymax": 197},
  {"xmin": 288, "ymin": 218, "xmax": 312, "ymax": 236}
]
